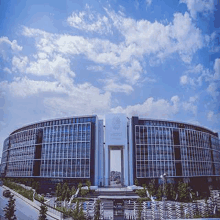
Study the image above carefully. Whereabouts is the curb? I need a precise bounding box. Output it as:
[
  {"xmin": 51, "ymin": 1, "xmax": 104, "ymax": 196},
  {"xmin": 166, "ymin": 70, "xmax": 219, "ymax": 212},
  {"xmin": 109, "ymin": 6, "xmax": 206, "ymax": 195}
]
[{"xmin": 2, "ymin": 185, "xmax": 60, "ymax": 220}]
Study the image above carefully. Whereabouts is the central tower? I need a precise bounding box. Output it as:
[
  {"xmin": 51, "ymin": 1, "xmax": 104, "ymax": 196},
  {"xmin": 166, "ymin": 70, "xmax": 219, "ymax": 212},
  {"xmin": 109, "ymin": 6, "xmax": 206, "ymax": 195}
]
[{"xmin": 104, "ymin": 113, "xmax": 130, "ymax": 186}]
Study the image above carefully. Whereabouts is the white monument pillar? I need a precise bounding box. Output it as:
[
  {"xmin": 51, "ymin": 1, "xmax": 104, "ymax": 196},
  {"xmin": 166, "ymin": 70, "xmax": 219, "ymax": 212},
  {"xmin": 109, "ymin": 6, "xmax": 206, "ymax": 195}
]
[{"xmin": 104, "ymin": 113, "xmax": 128, "ymax": 187}]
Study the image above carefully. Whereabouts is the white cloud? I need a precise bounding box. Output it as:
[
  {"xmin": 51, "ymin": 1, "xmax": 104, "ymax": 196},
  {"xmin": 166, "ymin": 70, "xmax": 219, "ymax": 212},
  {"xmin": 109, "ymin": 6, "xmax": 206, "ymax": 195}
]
[
  {"xmin": 180, "ymin": 75, "xmax": 197, "ymax": 86},
  {"xmin": 12, "ymin": 56, "xmax": 29, "ymax": 73},
  {"xmin": 106, "ymin": 9, "xmax": 203, "ymax": 63},
  {"xmin": 171, "ymin": 12, "xmax": 203, "ymax": 63},
  {"xmin": 44, "ymin": 83, "xmax": 111, "ymax": 117},
  {"xmin": 103, "ymin": 79, "xmax": 133, "ymax": 94},
  {"xmin": 0, "ymin": 36, "xmax": 22, "ymax": 51},
  {"xmin": 182, "ymin": 95, "xmax": 198, "ymax": 115},
  {"xmin": 26, "ymin": 55, "xmax": 75, "ymax": 88},
  {"xmin": 21, "ymin": 8, "xmax": 204, "ymax": 87},
  {"xmin": 146, "ymin": 0, "xmax": 152, "ymax": 6},
  {"xmin": 67, "ymin": 10, "xmax": 112, "ymax": 34},
  {"xmin": 0, "ymin": 77, "xmax": 67, "ymax": 97},
  {"xmin": 3, "ymin": 67, "xmax": 12, "ymax": 74},
  {"xmin": 213, "ymin": 58, "xmax": 220, "ymax": 80},
  {"xmin": 207, "ymin": 111, "xmax": 220, "ymax": 130},
  {"xmin": 207, "ymin": 82, "xmax": 219, "ymax": 97},
  {"xmin": 0, "ymin": 36, "xmax": 22, "ymax": 60},
  {"xmin": 120, "ymin": 59, "xmax": 142, "ymax": 84},
  {"xmin": 180, "ymin": 0, "xmax": 214, "ymax": 19},
  {"xmin": 87, "ymin": 65, "xmax": 104, "ymax": 71},
  {"xmin": 180, "ymin": 75, "xmax": 188, "ymax": 85},
  {"xmin": 111, "ymin": 96, "xmax": 180, "ymax": 119}
]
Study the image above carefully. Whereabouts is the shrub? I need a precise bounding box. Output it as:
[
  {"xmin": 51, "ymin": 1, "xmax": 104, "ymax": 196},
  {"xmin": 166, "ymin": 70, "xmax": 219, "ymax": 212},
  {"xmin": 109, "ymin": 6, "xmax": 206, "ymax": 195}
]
[{"xmin": 4, "ymin": 180, "xmax": 34, "ymax": 201}]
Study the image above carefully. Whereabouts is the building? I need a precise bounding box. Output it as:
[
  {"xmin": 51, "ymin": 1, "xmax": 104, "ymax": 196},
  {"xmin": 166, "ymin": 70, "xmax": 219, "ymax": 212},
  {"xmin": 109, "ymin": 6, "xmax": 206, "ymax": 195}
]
[{"xmin": 1, "ymin": 114, "xmax": 220, "ymax": 191}]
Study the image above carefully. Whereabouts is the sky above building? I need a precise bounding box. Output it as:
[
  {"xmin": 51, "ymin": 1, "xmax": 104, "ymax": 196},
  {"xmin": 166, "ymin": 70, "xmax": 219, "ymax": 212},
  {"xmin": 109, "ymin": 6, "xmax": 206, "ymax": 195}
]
[{"xmin": 0, "ymin": 0, "xmax": 220, "ymax": 161}]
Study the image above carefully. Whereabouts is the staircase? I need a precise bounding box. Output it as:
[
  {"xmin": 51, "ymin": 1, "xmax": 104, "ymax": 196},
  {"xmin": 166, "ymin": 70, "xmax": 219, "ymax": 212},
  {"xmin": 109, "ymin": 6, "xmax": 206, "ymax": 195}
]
[{"xmin": 93, "ymin": 187, "xmax": 139, "ymax": 199}]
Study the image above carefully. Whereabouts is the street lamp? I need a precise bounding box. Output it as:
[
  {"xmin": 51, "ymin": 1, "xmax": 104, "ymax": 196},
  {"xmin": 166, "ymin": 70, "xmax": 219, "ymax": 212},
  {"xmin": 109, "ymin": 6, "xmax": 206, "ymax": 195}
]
[
  {"xmin": 160, "ymin": 173, "xmax": 167, "ymax": 219},
  {"xmin": 160, "ymin": 173, "xmax": 167, "ymax": 201}
]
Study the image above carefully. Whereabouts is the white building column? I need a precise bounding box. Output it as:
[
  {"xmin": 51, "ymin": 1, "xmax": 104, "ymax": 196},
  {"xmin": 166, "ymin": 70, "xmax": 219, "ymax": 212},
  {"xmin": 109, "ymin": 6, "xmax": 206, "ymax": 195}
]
[{"xmin": 104, "ymin": 113, "xmax": 128, "ymax": 187}]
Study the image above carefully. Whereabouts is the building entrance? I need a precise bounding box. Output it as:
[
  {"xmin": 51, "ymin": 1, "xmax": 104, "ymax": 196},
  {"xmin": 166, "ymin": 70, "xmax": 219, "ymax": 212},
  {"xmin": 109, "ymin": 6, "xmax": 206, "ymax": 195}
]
[{"xmin": 109, "ymin": 146, "xmax": 124, "ymax": 187}]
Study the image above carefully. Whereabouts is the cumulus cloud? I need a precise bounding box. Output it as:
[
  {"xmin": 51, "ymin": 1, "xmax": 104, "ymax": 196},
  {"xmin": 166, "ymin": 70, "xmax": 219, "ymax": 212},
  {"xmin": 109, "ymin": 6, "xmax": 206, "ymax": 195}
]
[
  {"xmin": 22, "ymin": 7, "xmax": 204, "ymax": 86},
  {"xmin": 111, "ymin": 96, "xmax": 180, "ymax": 119},
  {"xmin": 67, "ymin": 9, "xmax": 112, "ymax": 34},
  {"xmin": 180, "ymin": 0, "xmax": 214, "ymax": 19},
  {"xmin": 26, "ymin": 55, "xmax": 75, "ymax": 87},
  {"xmin": 0, "ymin": 77, "xmax": 67, "ymax": 97},
  {"xmin": 207, "ymin": 82, "xmax": 219, "ymax": 97},
  {"xmin": 182, "ymin": 95, "xmax": 198, "ymax": 115},
  {"xmin": 180, "ymin": 75, "xmax": 189, "ymax": 85},
  {"xmin": 180, "ymin": 59, "xmax": 219, "ymax": 89},
  {"xmin": 44, "ymin": 83, "xmax": 111, "ymax": 117},
  {"xmin": 0, "ymin": 36, "xmax": 22, "ymax": 60},
  {"xmin": 103, "ymin": 79, "xmax": 134, "ymax": 94},
  {"xmin": 12, "ymin": 56, "xmax": 29, "ymax": 73}
]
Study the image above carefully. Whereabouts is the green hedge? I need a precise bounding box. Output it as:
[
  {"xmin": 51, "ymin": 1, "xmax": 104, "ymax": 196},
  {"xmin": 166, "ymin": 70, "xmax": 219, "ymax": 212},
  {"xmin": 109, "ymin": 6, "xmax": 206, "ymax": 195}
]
[
  {"xmin": 34, "ymin": 193, "xmax": 45, "ymax": 203},
  {"xmin": 3, "ymin": 180, "xmax": 34, "ymax": 201}
]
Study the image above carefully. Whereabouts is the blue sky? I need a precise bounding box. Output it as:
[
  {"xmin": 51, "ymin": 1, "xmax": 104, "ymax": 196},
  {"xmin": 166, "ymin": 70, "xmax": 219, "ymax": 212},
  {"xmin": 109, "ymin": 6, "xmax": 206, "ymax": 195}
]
[{"xmin": 0, "ymin": 0, "xmax": 220, "ymax": 161}]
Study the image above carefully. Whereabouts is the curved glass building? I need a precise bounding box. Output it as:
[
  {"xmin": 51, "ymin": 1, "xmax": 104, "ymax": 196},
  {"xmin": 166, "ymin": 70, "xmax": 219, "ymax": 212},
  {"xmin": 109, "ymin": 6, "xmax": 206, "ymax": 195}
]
[{"xmin": 1, "ymin": 114, "xmax": 220, "ymax": 190}]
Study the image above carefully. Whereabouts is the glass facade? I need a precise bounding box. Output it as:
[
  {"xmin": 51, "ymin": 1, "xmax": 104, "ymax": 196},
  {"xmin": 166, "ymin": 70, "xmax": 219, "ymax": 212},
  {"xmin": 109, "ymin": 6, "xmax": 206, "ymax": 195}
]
[
  {"xmin": 133, "ymin": 118, "xmax": 220, "ymax": 180},
  {"xmin": 1, "ymin": 115, "xmax": 220, "ymax": 187},
  {"xmin": 1, "ymin": 116, "xmax": 96, "ymax": 182}
]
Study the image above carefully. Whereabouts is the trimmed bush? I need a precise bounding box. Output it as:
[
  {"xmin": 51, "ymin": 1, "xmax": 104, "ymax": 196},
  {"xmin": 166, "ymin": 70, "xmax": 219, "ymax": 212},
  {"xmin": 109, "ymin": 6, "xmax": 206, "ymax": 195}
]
[{"xmin": 3, "ymin": 180, "xmax": 34, "ymax": 201}]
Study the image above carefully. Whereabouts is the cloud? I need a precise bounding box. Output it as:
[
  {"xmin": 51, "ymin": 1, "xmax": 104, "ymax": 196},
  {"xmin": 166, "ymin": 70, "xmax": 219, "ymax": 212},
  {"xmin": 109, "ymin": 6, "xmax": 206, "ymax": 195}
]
[
  {"xmin": 182, "ymin": 95, "xmax": 198, "ymax": 115},
  {"xmin": 0, "ymin": 36, "xmax": 22, "ymax": 51},
  {"xmin": 120, "ymin": 59, "xmax": 142, "ymax": 84},
  {"xmin": 26, "ymin": 55, "xmax": 75, "ymax": 87},
  {"xmin": 106, "ymin": 9, "xmax": 203, "ymax": 63},
  {"xmin": 207, "ymin": 82, "xmax": 219, "ymax": 97},
  {"xmin": 87, "ymin": 65, "xmax": 104, "ymax": 71},
  {"xmin": 180, "ymin": 0, "xmax": 214, "ymax": 19},
  {"xmin": 44, "ymin": 83, "xmax": 111, "ymax": 117},
  {"xmin": 0, "ymin": 77, "xmax": 67, "ymax": 97},
  {"xmin": 213, "ymin": 58, "xmax": 220, "ymax": 80},
  {"xmin": 0, "ymin": 36, "xmax": 22, "ymax": 60},
  {"xmin": 146, "ymin": 0, "xmax": 152, "ymax": 6},
  {"xmin": 180, "ymin": 60, "xmax": 219, "ymax": 88},
  {"xmin": 12, "ymin": 56, "xmax": 29, "ymax": 73},
  {"xmin": 111, "ymin": 96, "xmax": 180, "ymax": 119},
  {"xmin": 180, "ymin": 75, "xmax": 189, "ymax": 85},
  {"xmin": 21, "ymin": 7, "xmax": 204, "ymax": 88},
  {"xmin": 102, "ymin": 79, "xmax": 133, "ymax": 94},
  {"xmin": 67, "ymin": 9, "xmax": 112, "ymax": 34}
]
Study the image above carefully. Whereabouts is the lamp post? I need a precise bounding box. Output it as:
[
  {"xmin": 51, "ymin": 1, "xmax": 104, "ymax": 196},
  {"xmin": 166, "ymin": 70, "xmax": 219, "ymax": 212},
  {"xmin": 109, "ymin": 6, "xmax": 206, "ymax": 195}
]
[
  {"xmin": 160, "ymin": 173, "xmax": 167, "ymax": 201},
  {"xmin": 160, "ymin": 173, "xmax": 167, "ymax": 219}
]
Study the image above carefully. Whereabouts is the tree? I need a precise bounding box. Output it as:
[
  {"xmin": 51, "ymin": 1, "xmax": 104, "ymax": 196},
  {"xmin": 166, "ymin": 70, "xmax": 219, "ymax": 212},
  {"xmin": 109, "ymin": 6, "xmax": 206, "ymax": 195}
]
[
  {"xmin": 56, "ymin": 183, "xmax": 62, "ymax": 198},
  {"xmin": 147, "ymin": 179, "xmax": 157, "ymax": 197},
  {"xmin": 94, "ymin": 199, "xmax": 101, "ymax": 220},
  {"xmin": 4, "ymin": 194, "xmax": 17, "ymax": 220},
  {"xmin": 177, "ymin": 181, "xmax": 191, "ymax": 202},
  {"xmin": 38, "ymin": 202, "xmax": 48, "ymax": 220},
  {"xmin": 135, "ymin": 179, "xmax": 139, "ymax": 186},
  {"xmin": 167, "ymin": 183, "xmax": 176, "ymax": 201},
  {"xmin": 78, "ymin": 203, "xmax": 86, "ymax": 220},
  {"xmin": 137, "ymin": 200, "xmax": 142, "ymax": 220},
  {"xmin": 71, "ymin": 186, "xmax": 76, "ymax": 196},
  {"xmin": 72, "ymin": 201, "xmax": 86, "ymax": 220},
  {"xmin": 86, "ymin": 180, "xmax": 91, "ymax": 191},
  {"xmin": 156, "ymin": 185, "xmax": 163, "ymax": 200}
]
